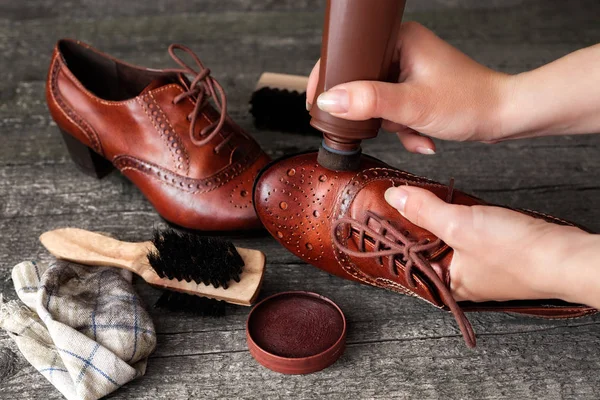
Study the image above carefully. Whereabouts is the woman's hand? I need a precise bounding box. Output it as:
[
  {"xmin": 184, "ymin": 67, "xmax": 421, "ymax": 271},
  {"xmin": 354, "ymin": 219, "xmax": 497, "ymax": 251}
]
[
  {"xmin": 306, "ymin": 21, "xmax": 600, "ymax": 306},
  {"xmin": 384, "ymin": 185, "xmax": 600, "ymax": 307},
  {"xmin": 307, "ymin": 22, "xmax": 511, "ymax": 154},
  {"xmin": 307, "ymin": 22, "xmax": 600, "ymax": 153}
]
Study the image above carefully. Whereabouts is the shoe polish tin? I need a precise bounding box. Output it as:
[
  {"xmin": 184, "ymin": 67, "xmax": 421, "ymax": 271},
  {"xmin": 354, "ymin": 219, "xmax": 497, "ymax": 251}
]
[{"xmin": 246, "ymin": 291, "xmax": 347, "ymax": 374}]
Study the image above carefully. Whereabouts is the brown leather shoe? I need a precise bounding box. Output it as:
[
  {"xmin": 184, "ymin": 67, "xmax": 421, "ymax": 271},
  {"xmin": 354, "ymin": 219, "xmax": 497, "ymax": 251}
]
[
  {"xmin": 253, "ymin": 151, "xmax": 597, "ymax": 347},
  {"xmin": 46, "ymin": 39, "xmax": 270, "ymax": 231}
]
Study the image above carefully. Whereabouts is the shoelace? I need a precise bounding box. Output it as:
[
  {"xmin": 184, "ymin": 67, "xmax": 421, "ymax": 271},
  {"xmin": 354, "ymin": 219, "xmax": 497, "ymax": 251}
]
[
  {"xmin": 331, "ymin": 181, "xmax": 477, "ymax": 347},
  {"xmin": 165, "ymin": 44, "xmax": 232, "ymax": 154}
]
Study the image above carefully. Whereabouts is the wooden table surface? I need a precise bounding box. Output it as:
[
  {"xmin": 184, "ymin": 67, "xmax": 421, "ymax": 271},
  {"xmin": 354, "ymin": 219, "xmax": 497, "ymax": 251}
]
[{"xmin": 1, "ymin": 0, "xmax": 600, "ymax": 398}]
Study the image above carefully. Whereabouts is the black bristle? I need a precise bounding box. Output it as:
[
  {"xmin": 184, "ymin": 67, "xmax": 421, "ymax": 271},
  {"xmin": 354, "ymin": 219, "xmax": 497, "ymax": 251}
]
[
  {"xmin": 154, "ymin": 291, "xmax": 227, "ymax": 317},
  {"xmin": 147, "ymin": 229, "xmax": 245, "ymax": 288},
  {"xmin": 249, "ymin": 87, "xmax": 321, "ymax": 135}
]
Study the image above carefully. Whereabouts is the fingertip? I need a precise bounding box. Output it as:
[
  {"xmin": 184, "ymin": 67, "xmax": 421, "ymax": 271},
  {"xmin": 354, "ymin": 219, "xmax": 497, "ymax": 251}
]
[
  {"xmin": 316, "ymin": 89, "xmax": 349, "ymax": 114},
  {"xmin": 401, "ymin": 186, "xmax": 470, "ymax": 244},
  {"xmin": 400, "ymin": 185, "xmax": 438, "ymax": 198},
  {"xmin": 318, "ymin": 80, "xmax": 415, "ymax": 123},
  {"xmin": 396, "ymin": 131, "xmax": 436, "ymax": 154},
  {"xmin": 385, "ymin": 187, "xmax": 408, "ymax": 214},
  {"xmin": 306, "ymin": 59, "xmax": 321, "ymax": 104},
  {"xmin": 415, "ymin": 146, "xmax": 436, "ymax": 155},
  {"xmin": 394, "ymin": 185, "xmax": 451, "ymax": 237}
]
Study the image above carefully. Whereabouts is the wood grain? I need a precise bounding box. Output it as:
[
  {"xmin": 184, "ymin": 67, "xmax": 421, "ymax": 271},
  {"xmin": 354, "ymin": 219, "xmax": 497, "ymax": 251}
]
[{"xmin": 1, "ymin": 0, "xmax": 600, "ymax": 399}]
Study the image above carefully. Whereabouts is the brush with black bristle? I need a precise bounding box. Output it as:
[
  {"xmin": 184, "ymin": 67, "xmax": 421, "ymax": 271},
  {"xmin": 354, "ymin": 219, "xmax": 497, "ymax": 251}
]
[
  {"xmin": 154, "ymin": 292, "xmax": 228, "ymax": 317},
  {"xmin": 148, "ymin": 229, "xmax": 244, "ymax": 289},
  {"xmin": 148, "ymin": 229, "xmax": 242, "ymax": 316},
  {"xmin": 39, "ymin": 227, "xmax": 266, "ymax": 315},
  {"xmin": 249, "ymin": 72, "xmax": 320, "ymax": 135}
]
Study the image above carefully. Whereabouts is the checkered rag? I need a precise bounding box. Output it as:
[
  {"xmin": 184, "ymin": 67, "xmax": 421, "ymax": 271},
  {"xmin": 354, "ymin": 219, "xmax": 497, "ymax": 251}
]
[{"xmin": 0, "ymin": 260, "xmax": 156, "ymax": 400}]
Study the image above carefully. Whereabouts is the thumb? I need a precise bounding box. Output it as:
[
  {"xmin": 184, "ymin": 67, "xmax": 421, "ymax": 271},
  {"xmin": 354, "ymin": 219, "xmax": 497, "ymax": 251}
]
[
  {"xmin": 384, "ymin": 186, "xmax": 470, "ymax": 245},
  {"xmin": 315, "ymin": 80, "xmax": 425, "ymax": 126}
]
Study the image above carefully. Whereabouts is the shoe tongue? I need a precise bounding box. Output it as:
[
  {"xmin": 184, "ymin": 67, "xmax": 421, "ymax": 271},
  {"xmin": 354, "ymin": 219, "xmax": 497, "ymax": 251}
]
[{"xmin": 140, "ymin": 76, "xmax": 174, "ymax": 94}]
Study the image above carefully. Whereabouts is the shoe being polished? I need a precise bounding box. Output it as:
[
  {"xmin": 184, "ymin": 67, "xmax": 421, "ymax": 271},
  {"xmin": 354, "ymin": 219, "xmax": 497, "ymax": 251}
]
[
  {"xmin": 253, "ymin": 151, "xmax": 597, "ymax": 347},
  {"xmin": 46, "ymin": 39, "xmax": 270, "ymax": 231}
]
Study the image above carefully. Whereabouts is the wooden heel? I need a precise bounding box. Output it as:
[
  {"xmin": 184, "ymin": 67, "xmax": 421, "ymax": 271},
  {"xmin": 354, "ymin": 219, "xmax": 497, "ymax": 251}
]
[{"xmin": 59, "ymin": 129, "xmax": 114, "ymax": 179}]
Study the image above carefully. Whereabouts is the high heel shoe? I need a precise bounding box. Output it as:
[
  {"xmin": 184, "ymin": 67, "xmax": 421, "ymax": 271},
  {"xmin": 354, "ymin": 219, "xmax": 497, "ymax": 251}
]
[
  {"xmin": 59, "ymin": 128, "xmax": 114, "ymax": 179},
  {"xmin": 46, "ymin": 39, "xmax": 270, "ymax": 231}
]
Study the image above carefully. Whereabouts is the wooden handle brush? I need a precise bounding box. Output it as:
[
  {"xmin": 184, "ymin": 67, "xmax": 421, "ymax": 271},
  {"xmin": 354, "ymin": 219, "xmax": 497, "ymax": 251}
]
[
  {"xmin": 249, "ymin": 72, "xmax": 321, "ymax": 135},
  {"xmin": 254, "ymin": 72, "xmax": 308, "ymax": 93},
  {"xmin": 40, "ymin": 228, "xmax": 266, "ymax": 306}
]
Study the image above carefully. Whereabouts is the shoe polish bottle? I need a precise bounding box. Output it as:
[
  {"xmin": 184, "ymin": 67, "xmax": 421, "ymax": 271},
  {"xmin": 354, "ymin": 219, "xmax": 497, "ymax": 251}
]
[{"xmin": 310, "ymin": 0, "xmax": 407, "ymax": 171}]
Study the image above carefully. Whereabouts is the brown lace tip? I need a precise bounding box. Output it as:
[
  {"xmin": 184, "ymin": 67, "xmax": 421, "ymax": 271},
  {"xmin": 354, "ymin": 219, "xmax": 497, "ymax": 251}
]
[
  {"xmin": 332, "ymin": 211, "xmax": 477, "ymax": 348},
  {"xmin": 446, "ymin": 178, "xmax": 455, "ymax": 203},
  {"xmin": 464, "ymin": 331, "xmax": 477, "ymax": 348}
]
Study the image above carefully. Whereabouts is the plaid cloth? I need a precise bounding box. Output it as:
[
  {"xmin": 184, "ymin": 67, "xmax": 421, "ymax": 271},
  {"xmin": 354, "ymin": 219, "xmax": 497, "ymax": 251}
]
[{"xmin": 0, "ymin": 260, "xmax": 156, "ymax": 400}]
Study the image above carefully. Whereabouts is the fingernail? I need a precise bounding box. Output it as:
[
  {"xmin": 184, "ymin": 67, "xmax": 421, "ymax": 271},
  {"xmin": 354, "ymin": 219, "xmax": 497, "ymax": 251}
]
[
  {"xmin": 416, "ymin": 146, "xmax": 436, "ymax": 155},
  {"xmin": 385, "ymin": 187, "xmax": 408, "ymax": 214},
  {"xmin": 316, "ymin": 89, "xmax": 349, "ymax": 114},
  {"xmin": 306, "ymin": 100, "xmax": 312, "ymax": 111}
]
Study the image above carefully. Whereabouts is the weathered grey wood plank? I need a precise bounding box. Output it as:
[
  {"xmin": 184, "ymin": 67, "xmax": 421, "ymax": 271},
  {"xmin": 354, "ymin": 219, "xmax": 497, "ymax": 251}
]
[
  {"xmin": 1, "ymin": 0, "xmax": 599, "ymax": 92},
  {"xmin": 2, "ymin": 132, "xmax": 599, "ymax": 229},
  {"xmin": 0, "ymin": 0, "xmax": 559, "ymax": 23}
]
